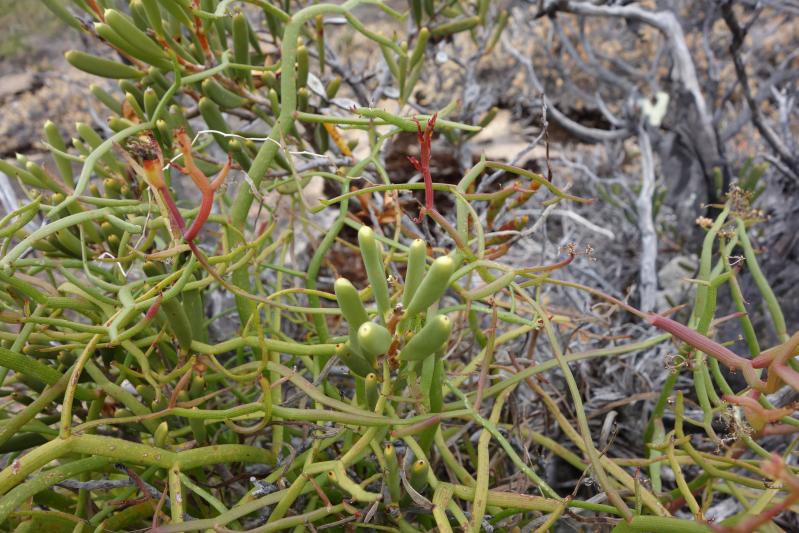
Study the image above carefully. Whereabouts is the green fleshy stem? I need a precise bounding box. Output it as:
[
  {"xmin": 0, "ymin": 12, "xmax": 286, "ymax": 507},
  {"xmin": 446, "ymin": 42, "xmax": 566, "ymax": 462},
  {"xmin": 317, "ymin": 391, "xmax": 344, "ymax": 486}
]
[
  {"xmin": 160, "ymin": 296, "xmax": 194, "ymax": 353},
  {"xmin": 0, "ymin": 433, "xmax": 275, "ymax": 498},
  {"xmin": 0, "ymin": 456, "xmax": 111, "ymax": 523},
  {"xmin": 228, "ymin": 0, "xmax": 378, "ymax": 327},
  {"xmin": 384, "ymin": 443, "xmax": 402, "ymax": 502},
  {"xmin": 610, "ymin": 516, "xmax": 713, "ymax": 533},
  {"xmin": 409, "ymin": 459, "xmax": 429, "ymax": 492},
  {"xmin": 364, "ymin": 373, "xmax": 379, "ymax": 410},
  {"xmin": 326, "ymin": 462, "xmax": 380, "ymax": 502}
]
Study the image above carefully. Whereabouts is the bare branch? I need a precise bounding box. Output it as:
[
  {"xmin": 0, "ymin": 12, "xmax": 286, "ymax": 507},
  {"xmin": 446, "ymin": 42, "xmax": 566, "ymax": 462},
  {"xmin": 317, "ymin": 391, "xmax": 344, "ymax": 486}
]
[
  {"xmin": 636, "ymin": 126, "xmax": 658, "ymax": 313},
  {"xmin": 720, "ymin": 0, "xmax": 799, "ymax": 180},
  {"xmin": 540, "ymin": 0, "xmax": 722, "ymax": 167},
  {"xmin": 501, "ymin": 33, "xmax": 631, "ymax": 143}
]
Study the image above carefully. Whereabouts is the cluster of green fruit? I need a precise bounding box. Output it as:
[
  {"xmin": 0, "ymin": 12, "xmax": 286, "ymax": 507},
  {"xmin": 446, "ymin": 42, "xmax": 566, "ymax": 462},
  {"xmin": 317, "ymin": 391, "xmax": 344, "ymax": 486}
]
[{"xmin": 335, "ymin": 228, "xmax": 453, "ymax": 417}]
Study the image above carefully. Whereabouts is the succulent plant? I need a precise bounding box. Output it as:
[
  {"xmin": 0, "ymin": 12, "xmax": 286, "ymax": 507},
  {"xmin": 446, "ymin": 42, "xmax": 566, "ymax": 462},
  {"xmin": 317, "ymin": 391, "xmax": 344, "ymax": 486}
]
[{"xmin": 0, "ymin": 2, "xmax": 797, "ymax": 532}]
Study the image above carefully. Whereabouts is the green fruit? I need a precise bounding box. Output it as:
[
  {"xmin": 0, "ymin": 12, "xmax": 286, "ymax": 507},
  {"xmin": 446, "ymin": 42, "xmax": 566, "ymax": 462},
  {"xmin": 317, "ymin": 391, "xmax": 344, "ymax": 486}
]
[
  {"xmin": 404, "ymin": 256, "xmax": 454, "ymax": 318},
  {"xmin": 336, "ymin": 342, "xmax": 374, "ymax": 378},
  {"xmin": 430, "ymin": 16, "xmax": 480, "ymax": 37},
  {"xmin": 358, "ymin": 226, "xmax": 391, "ymax": 321},
  {"xmin": 402, "ymin": 239, "xmax": 427, "ymax": 308},
  {"xmin": 140, "ymin": 0, "xmax": 166, "ymax": 37},
  {"xmin": 105, "ymin": 9, "xmax": 168, "ymax": 62},
  {"xmin": 232, "ymin": 11, "xmax": 252, "ymax": 86},
  {"xmin": 334, "ymin": 278, "xmax": 369, "ymax": 333},
  {"xmin": 357, "ymin": 322, "xmax": 392, "ymax": 359},
  {"xmin": 399, "ymin": 315, "xmax": 451, "ymax": 361},
  {"xmin": 66, "ymin": 50, "xmax": 144, "ymax": 79},
  {"xmin": 91, "ymin": 84, "xmax": 122, "ymax": 115},
  {"xmin": 202, "ymin": 78, "xmax": 249, "ymax": 109},
  {"xmin": 43, "ymin": 121, "xmax": 73, "ymax": 187},
  {"xmin": 198, "ymin": 97, "xmax": 233, "ymax": 151}
]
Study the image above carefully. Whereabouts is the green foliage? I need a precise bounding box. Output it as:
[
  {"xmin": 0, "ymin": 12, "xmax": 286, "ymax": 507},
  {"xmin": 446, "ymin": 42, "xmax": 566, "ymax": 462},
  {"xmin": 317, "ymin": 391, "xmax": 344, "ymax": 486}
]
[
  {"xmin": 736, "ymin": 157, "xmax": 768, "ymax": 201},
  {"xmin": 0, "ymin": 1, "xmax": 796, "ymax": 532}
]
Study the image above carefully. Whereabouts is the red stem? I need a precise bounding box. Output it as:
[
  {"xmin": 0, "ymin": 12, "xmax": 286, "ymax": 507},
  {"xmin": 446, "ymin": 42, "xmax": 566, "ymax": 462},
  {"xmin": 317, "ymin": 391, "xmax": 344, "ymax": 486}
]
[
  {"xmin": 184, "ymin": 191, "xmax": 214, "ymax": 242},
  {"xmin": 157, "ymin": 185, "xmax": 186, "ymax": 235},
  {"xmin": 648, "ymin": 314, "xmax": 769, "ymax": 392},
  {"xmin": 145, "ymin": 295, "xmax": 163, "ymax": 321},
  {"xmin": 647, "ymin": 315, "xmax": 750, "ymax": 370}
]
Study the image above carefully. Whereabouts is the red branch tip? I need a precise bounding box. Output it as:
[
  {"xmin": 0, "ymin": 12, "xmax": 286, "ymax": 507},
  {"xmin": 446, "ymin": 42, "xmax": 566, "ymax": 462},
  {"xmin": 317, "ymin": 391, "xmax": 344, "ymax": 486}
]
[
  {"xmin": 407, "ymin": 113, "xmax": 438, "ymax": 220},
  {"xmin": 172, "ymin": 129, "xmax": 231, "ymax": 243}
]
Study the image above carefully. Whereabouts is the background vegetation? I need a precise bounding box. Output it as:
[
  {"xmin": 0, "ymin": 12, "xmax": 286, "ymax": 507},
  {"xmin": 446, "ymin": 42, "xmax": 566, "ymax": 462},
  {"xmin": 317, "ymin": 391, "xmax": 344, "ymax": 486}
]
[{"xmin": 0, "ymin": 1, "xmax": 797, "ymax": 532}]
